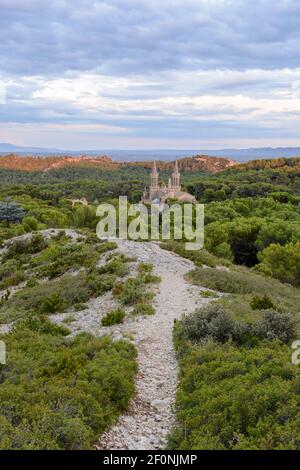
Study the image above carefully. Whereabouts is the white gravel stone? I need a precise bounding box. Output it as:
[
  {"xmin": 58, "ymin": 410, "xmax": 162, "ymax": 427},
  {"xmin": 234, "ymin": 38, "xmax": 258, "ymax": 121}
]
[{"xmin": 97, "ymin": 239, "xmax": 212, "ymax": 450}]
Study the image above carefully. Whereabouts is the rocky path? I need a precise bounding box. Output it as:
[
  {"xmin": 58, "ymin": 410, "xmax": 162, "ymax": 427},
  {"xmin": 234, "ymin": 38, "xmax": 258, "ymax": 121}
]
[
  {"xmin": 98, "ymin": 240, "xmax": 211, "ymax": 450},
  {"xmin": 0, "ymin": 232, "xmax": 213, "ymax": 449}
]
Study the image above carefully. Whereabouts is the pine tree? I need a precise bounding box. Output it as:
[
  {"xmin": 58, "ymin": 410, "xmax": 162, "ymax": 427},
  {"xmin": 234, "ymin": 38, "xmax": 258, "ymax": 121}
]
[{"xmin": 0, "ymin": 198, "xmax": 25, "ymax": 227}]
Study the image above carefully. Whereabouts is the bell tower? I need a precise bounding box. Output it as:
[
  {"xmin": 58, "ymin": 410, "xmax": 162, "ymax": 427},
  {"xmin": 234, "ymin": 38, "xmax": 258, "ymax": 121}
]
[
  {"xmin": 171, "ymin": 160, "xmax": 181, "ymax": 191},
  {"xmin": 150, "ymin": 160, "xmax": 159, "ymax": 199}
]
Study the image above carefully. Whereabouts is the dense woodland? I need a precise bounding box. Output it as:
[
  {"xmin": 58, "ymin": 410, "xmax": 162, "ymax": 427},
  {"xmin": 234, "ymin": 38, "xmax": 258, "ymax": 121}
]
[{"xmin": 0, "ymin": 155, "xmax": 299, "ymax": 449}]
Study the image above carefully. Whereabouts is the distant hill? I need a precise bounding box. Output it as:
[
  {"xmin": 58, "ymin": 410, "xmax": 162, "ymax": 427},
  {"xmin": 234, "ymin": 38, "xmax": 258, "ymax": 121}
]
[
  {"xmin": 1, "ymin": 143, "xmax": 300, "ymax": 162},
  {"xmin": 0, "ymin": 143, "xmax": 61, "ymax": 154},
  {"xmin": 234, "ymin": 156, "xmax": 300, "ymax": 173},
  {"xmin": 0, "ymin": 154, "xmax": 236, "ymax": 173}
]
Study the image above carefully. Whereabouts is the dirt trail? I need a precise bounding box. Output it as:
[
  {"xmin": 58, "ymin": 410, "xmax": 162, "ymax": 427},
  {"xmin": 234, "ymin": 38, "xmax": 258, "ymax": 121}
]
[
  {"xmin": 0, "ymin": 232, "xmax": 212, "ymax": 449},
  {"xmin": 98, "ymin": 240, "xmax": 211, "ymax": 450}
]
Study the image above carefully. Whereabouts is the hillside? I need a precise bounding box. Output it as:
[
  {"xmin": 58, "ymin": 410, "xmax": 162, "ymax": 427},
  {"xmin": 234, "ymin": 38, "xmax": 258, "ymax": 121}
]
[
  {"xmin": 0, "ymin": 154, "xmax": 236, "ymax": 173},
  {"xmin": 234, "ymin": 156, "xmax": 300, "ymax": 173}
]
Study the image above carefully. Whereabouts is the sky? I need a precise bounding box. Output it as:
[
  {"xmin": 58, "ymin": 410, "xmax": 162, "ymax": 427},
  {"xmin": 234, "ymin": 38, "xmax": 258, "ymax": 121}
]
[{"xmin": 1, "ymin": 0, "xmax": 300, "ymax": 150}]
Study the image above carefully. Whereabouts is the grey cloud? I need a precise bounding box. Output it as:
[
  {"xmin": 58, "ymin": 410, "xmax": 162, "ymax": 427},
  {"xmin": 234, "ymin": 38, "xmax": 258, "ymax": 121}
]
[{"xmin": 1, "ymin": 0, "xmax": 300, "ymax": 76}]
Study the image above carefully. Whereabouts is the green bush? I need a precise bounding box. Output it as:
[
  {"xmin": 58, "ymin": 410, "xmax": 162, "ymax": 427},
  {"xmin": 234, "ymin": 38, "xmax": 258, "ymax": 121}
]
[
  {"xmin": 162, "ymin": 241, "xmax": 226, "ymax": 268},
  {"xmin": 132, "ymin": 303, "xmax": 155, "ymax": 316},
  {"xmin": 168, "ymin": 340, "xmax": 300, "ymax": 450},
  {"xmin": 14, "ymin": 314, "xmax": 70, "ymax": 336},
  {"xmin": 252, "ymin": 310, "xmax": 296, "ymax": 344},
  {"xmin": 39, "ymin": 293, "xmax": 66, "ymax": 314},
  {"xmin": 199, "ymin": 290, "xmax": 218, "ymax": 298},
  {"xmin": 101, "ymin": 308, "xmax": 126, "ymax": 326},
  {"xmin": 0, "ymin": 322, "xmax": 137, "ymax": 449},
  {"xmin": 86, "ymin": 272, "xmax": 116, "ymax": 296},
  {"xmin": 26, "ymin": 277, "xmax": 39, "ymax": 288},
  {"xmin": 98, "ymin": 258, "xmax": 128, "ymax": 277},
  {"xmin": 138, "ymin": 262, "xmax": 153, "ymax": 274},
  {"xmin": 2, "ymin": 272, "xmax": 92, "ymax": 316},
  {"xmin": 250, "ymin": 294, "xmax": 276, "ymax": 310},
  {"xmin": 0, "ymin": 259, "xmax": 25, "ymax": 289},
  {"xmin": 257, "ymin": 241, "xmax": 300, "ymax": 287},
  {"xmin": 116, "ymin": 277, "xmax": 149, "ymax": 305},
  {"xmin": 187, "ymin": 266, "xmax": 285, "ymax": 295},
  {"xmin": 22, "ymin": 216, "xmax": 38, "ymax": 232},
  {"xmin": 4, "ymin": 233, "xmax": 48, "ymax": 260},
  {"xmin": 181, "ymin": 304, "xmax": 247, "ymax": 345},
  {"xmin": 34, "ymin": 242, "xmax": 101, "ymax": 279},
  {"xmin": 142, "ymin": 273, "xmax": 161, "ymax": 284}
]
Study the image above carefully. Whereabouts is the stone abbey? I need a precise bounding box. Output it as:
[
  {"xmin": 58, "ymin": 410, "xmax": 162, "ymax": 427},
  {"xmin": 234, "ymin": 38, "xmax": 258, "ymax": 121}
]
[{"xmin": 142, "ymin": 161, "xmax": 196, "ymax": 204}]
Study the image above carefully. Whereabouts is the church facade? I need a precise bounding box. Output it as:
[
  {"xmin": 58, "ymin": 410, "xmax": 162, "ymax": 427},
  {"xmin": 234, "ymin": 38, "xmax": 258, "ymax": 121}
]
[{"xmin": 141, "ymin": 161, "xmax": 196, "ymax": 204}]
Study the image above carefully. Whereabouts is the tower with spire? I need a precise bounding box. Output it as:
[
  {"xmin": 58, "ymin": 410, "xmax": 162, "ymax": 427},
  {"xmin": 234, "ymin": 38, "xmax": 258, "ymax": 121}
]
[
  {"xmin": 171, "ymin": 160, "xmax": 181, "ymax": 192},
  {"xmin": 149, "ymin": 160, "xmax": 159, "ymax": 199},
  {"xmin": 142, "ymin": 160, "xmax": 195, "ymax": 203}
]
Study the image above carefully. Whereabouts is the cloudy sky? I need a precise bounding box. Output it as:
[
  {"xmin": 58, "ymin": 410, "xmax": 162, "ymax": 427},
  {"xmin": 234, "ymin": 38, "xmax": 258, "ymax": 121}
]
[{"xmin": 1, "ymin": 0, "xmax": 300, "ymax": 149}]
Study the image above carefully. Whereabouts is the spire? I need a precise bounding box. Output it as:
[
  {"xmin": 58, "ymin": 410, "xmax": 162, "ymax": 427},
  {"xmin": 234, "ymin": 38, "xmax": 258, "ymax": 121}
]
[
  {"xmin": 152, "ymin": 160, "xmax": 158, "ymax": 176},
  {"xmin": 173, "ymin": 159, "xmax": 179, "ymax": 175},
  {"xmin": 150, "ymin": 160, "xmax": 159, "ymax": 191},
  {"xmin": 171, "ymin": 159, "xmax": 180, "ymax": 190}
]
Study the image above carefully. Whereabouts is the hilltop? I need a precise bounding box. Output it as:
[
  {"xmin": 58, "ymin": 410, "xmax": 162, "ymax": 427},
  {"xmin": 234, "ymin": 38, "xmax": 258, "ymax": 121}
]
[
  {"xmin": 1, "ymin": 143, "xmax": 300, "ymax": 162},
  {"xmin": 0, "ymin": 154, "xmax": 236, "ymax": 173},
  {"xmin": 234, "ymin": 156, "xmax": 300, "ymax": 172}
]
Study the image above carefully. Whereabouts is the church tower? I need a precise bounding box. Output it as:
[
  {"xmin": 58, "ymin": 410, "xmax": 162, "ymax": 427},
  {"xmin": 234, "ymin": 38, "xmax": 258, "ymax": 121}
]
[
  {"xmin": 150, "ymin": 160, "xmax": 159, "ymax": 199},
  {"xmin": 171, "ymin": 160, "xmax": 181, "ymax": 191}
]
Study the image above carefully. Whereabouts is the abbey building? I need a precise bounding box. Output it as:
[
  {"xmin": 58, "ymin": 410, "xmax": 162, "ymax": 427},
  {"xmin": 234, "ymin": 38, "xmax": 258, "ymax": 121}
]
[{"xmin": 142, "ymin": 161, "xmax": 196, "ymax": 203}]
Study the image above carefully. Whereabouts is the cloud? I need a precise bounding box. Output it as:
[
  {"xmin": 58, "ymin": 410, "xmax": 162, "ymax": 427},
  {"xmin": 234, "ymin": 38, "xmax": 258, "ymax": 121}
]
[
  {"xmin": 1, "ymin": 0, "xmax": 300, "ymax": 76},
  {"xmin": 1, "ymin": 0, "xmax": 300, "ymax": 147}
]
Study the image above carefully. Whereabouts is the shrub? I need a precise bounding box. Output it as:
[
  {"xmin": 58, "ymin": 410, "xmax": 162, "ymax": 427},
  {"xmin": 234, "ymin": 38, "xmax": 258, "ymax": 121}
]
[
  {"xmin": 257, "ymin": 241, "xmax": 300, "ymax": 287},
  {"xmin": 34, "ymin": 242, "xmax": 102, "ymax": 279},
  {"xmin": 250, "ymin": 294, "xmax": 276, "ymax": 310},
  {"xmin": 252, "ymin": 310, "xmax": 296, "ymax": 344},
  {"xmin": 2, "ymin": 272, "xmax": 95, "ymax": 318},
  {"xmin": 162, "ymin": 241, "xmax": 222, "ymax": 267},
  {"xmin": 199, "ymin": 290, "xmax": 218, "ymax": 298},
  {"xmin": 62, "ymin": 315, "xmax": 76, "ymax": 324},
  {"xmin": 26, "ymin": 277, "xmax": 39, "ymax": 288},
  {"xmin": 14, "ymin": 314, "xmax": 70, "ymax": 336},
  {"xmin": 98, "ymin": 258, "xmax": 128, "ymax": 277},
  {"xmin": 22, "ymin": 216, "xmax": 38, "ymax": 232},
  {"xmin": 4, "ymin": 233, "xmax": 48, "ymax": 260},
  {"xmin": 142, "ymin": 273, "xmax": 161, "ymax": 284},
  {"xmin": 187, "ymin": 266, "xmax": 280, "ymax": 295},
  {"xmin": 181, "ymin": 304, "xmax": 247, "ymax": 345},
  {"xmin": 86, "ymin": 272, "xmax": 116, "ymax": 296},
  {"xmin": 73, "ymin": 303, "xmax": 88, "ymax": 311},
  {"xmin": 39, "ymin": 293, "xmax": 66, "ymax": 314},
  {"xmin": 0, "ymin": 327, "xmax": 137, "ymax": 449},
  {"xmin": 138, "ymin": 263, "xmax": 153, "ymax": 274},
  {"xmin": 112, "ymin": 282, "xmax": 124, "ymax": 297},
  {"xmin": 116, "ymin": 277, "xmax": 148, "ymax": 305},
  {"xmin": 101, "ymin": 308, "xmax": 125, "ymax": 326},
  {"xmin": 168, "ymin": 340, "xmax": 300, "ymax": 450},
  {"xmin": 0, "ymin": 260, "xmax": 25, "ymax": 289},
  {"xmin": 132, "ymin": 303, "xmax": 155, "ymax": 316}
]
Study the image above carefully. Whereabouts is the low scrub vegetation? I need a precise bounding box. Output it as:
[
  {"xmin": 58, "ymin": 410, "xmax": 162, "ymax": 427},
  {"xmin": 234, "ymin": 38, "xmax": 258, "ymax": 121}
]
[
  {"xmin": 162, "ymin": 241, "xmax": 229, "ymax": 268},
  {"xmin": 0, "ymin": 234, "xmax": 119, "ymax": 323},
  {"xmin": 187, "ymin": 265, "xmax": 300, "ymax": 299},
  {"xmin": 168, "ymin": 338, "xmax": 300, "ymax": 450},
  {"xmin": 101, "ymin": 308, "xmax": 125, "ymax": 326},
  {"xmin": 170, "ymin": 256, "xmax": 300, "ymax": 450},
  {"xmin": 250, "ymin": 294, "xmax": 276, "ymax": 311},
  {"xmin": 0, "ymin": 316, "xmax": 137, "ymax": 449},
  {"xmin": 132, "ymin": 303, "xmax": 155, "ymax": 316},
  {"xmin": 114, "ymin": 263, "xmax": 159, "ymax": 307},
  {"xmin": 180, "ymin": 304, "xmax": 296, "ymax": 347},
  {"xmin": 0, "ymin": 270, "xmax": 117, "ymax": 323}
]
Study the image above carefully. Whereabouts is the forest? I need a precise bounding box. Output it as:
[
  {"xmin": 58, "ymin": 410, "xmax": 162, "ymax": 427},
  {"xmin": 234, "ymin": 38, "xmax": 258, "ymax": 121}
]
[{"xmin": 0, "ymin": 155, "xmax": 299, "ymax": 449}]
